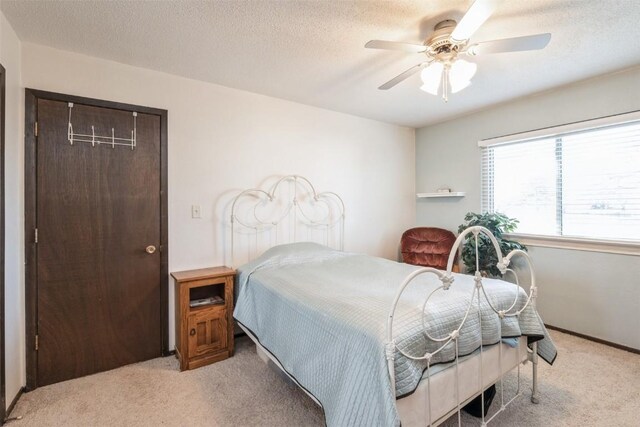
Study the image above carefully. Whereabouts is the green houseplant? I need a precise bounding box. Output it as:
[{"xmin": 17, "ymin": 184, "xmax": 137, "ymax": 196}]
[{"xmin": 457, "ymin": 212, "xmax": 527, "ymax": 277}]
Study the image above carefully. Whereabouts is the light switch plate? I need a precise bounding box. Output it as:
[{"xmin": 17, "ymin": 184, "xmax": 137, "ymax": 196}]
[{"xmin": 191, "ymin": 205, "xmax": 201, "ymax": 219}]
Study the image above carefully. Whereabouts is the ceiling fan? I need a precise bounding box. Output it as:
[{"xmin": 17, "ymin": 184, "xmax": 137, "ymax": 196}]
[{"xmin": 365, "ymin": 0, "xmax": 551, "ymax": 101}]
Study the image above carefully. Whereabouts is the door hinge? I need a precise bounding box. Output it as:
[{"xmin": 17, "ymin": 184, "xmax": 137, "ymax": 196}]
[
  {"xmin": 34, "ymin": 228, "xmax": 38, "ymax": 244},
  {"xmin": 35, "ymin": 121, "xmax": 38, "ymax": 137},
  {"xmin": 35, "ymin": 335, "xmax": 39, "ymax": 351}
]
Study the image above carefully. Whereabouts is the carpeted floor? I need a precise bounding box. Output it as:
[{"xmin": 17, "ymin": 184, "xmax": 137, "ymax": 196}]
[{"xmin": 10, "ymin": 330, "xmax": 640, "ymax": 426}]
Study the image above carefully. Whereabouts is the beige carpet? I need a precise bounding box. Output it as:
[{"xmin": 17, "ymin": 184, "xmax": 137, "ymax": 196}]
[{"xmin": 10, "ymin": 330, "xmax": 640, "ymax": 426}]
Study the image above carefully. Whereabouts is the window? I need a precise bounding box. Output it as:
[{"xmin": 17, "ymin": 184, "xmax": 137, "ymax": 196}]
[{"xmin": 480, "ymin": 112, "xmax": 640, "ymax": 243}]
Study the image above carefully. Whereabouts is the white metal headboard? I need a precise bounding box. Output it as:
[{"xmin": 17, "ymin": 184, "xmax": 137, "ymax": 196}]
[{"xmin": 229, "ymin": 175, "xmax": 345, "ymax": 268}]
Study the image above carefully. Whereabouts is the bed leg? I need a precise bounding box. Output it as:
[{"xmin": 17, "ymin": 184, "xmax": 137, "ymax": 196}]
[
  {"xmin": 385, "ymin": 342, "xmax": 396, "ymax": 399},
  {"xmin": 531, "ymin": 341, "xmax": 539, "ymax": 404}
]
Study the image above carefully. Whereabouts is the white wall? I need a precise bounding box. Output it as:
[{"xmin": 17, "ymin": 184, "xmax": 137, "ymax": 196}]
[
  {"xmin": 416, "ymin": 66, "xmax": 640, "ymax": 350},
  {"xmin": 1, "ymin": 10, "xmax": 25, "ymax": 410},
  {"xmin": 19, "ymin": 43, "xmax": 416, "ymax": 355}
]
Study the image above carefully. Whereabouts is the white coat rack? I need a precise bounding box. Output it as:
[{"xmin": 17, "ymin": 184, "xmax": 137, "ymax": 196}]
[{"xmin": 67, "ymin": 102, "xmax": 137, "ymax": 150}]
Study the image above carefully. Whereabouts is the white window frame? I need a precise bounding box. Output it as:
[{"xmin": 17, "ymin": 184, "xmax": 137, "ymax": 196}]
[{"xmin": 479, "ymin": 111, "xmax": 640, "ymax": 256}]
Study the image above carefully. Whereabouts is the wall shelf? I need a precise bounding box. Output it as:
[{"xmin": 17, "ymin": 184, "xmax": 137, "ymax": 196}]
[{"xmin": 417, "ymin": 192, "xmax": 466, "ymax": 198}]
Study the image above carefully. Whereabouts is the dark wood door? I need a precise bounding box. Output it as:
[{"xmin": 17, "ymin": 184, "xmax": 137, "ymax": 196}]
[
  {"xmin": 36, "ymin": 99, "xmax": 162, "ymax": 386},
  {"xmin": 0, "ymin": 63, "xmax": 6, "ymax": 419}
]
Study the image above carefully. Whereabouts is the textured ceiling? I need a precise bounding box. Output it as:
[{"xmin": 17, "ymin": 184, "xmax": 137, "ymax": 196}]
[{"xmin": 2, "ymin": 0, "xmax": 640, "ymax": 128}]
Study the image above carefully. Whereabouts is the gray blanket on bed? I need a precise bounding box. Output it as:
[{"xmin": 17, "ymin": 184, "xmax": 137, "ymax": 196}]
[{"xmin": 234, "ymin": 243, "xmax": 556, "ymax": 427}]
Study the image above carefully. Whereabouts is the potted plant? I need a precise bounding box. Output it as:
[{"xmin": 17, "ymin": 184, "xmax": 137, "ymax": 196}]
[{"xmin": 457, "ymin": 212, "xmax": 527, "ymax": 277}]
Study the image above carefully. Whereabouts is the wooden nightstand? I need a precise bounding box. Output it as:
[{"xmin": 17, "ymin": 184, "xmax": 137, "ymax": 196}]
[{"xmin": 171, "ymin": 266, "xmax": 235, "ymax": 371}]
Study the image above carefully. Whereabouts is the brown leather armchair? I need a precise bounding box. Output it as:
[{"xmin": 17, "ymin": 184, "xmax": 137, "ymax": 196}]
[{"xmin": 401, "ymin": 227, "xmax": 459, "ymax": 271}]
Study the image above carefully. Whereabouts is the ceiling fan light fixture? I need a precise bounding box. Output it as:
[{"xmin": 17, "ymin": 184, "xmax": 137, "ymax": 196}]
[
  {"xmin": 450, "ymin": 78, "xmax": 471, "ymax": 94},
  {"xmin": 449, "ymin": 59, "xmax": 477, "ymax": 83},
  {"xmin": 419, "ymin": 83, "xmax": 439, "ymax": 96},
  {"xmin": 420, "ymin": 60, "xmax": 475, "ymax": 99},
  {"xmin": 420, "ymin": 62, "xmax": 444, "ymax": 95}
]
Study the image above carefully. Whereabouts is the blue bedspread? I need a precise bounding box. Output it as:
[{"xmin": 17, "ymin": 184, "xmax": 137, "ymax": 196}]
[{"xmin": 234, "ymin": 243, "xmax": 556, "ymax": 427}]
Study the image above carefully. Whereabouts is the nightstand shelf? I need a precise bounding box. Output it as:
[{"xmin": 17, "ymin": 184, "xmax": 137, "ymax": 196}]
[{"xmin": 171, "ymin": 266, "xmax": 236, "ymax": 371}]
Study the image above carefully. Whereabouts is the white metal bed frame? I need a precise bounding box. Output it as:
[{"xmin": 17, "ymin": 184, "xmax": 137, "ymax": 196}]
[
  {"xmin": 386, "ymin": 226, "xmax": 540, "ymax": 426},
  {"xmin": 229, "ymin": 175, "xmax": 541, "ymax": 427}
]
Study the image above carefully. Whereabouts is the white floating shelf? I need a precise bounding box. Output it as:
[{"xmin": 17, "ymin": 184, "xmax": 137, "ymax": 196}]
[{"xmin": 417, "ymin": 192, "xmax": 466, "ymax": 198}]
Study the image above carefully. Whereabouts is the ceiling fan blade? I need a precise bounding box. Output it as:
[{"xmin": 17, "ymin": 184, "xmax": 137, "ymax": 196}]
[
  {"xmin": 468, "ymin": 33, "xmax": 551, "ymax": 55},
  {"xmin": 378, "ymin": 62, "xmax": 430, "ymax": 90},
  {"xmin": 450, "ymin": 0, "xmax": 498, "ymax": 43},
  {"xmin": 365, "ymin": 40, "xmax": 427, "ymax": 53}
]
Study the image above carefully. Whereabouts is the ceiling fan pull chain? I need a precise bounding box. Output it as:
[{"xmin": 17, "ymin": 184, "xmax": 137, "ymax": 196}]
[{"xmin": 443, "ymin": 65, "xmax": 450, "ymax": 102}]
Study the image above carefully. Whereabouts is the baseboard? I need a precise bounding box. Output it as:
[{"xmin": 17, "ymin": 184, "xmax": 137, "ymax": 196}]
[
  {"xmin": 545, "ymin": 324, "xmax": 639, "ymax": 355},
  {"xmin": 5, "ymin": 386, "xmax": 24, "ymax": 421}
]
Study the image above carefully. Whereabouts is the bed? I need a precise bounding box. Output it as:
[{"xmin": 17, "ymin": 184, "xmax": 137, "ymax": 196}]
[{"xmin": 227, "ymin": 175, "xmax": 556, "ymax": 427}]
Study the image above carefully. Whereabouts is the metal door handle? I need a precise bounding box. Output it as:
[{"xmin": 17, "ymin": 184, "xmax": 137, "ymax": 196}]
[
  {"xmin": 146, "ymin": 245, "xmax": 157, "ymax": 254},
  {"xmin": 190, "ymin": 329, "xmax": 196, "ymax": 336}
]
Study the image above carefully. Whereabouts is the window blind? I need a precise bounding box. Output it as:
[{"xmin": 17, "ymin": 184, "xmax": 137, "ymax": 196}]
[{"xmin": 480, "ymin": 114, "xmax": 640, "ymax": 242}]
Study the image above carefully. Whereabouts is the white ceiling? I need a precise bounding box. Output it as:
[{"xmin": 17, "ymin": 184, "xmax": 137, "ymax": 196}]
[{"xmin": 2, "ymin": 0, "xmax": 640, "ymax": 128}]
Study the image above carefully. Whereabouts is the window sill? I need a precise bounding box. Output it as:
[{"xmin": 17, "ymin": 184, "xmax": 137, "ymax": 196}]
[{"xmin": 504, "ymin": 233, "xmax": 640, "ymax": 256}]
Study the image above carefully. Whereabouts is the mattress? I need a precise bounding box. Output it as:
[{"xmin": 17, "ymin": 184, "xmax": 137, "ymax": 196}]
[
  {"xmin": 397, "ymin": 339, "xmax": 527, "ymax": 426},
  {"xmin": 245, "ymin": 323, "xmax": 527, "ymax": 427},
  {"xmin": 234, "ymin": 242, "xmax": 556, "ymax": 427}
]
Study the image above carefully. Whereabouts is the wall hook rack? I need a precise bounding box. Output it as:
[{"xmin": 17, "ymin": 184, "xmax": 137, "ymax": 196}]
[{"xmin": 67, "ymin": 102, "xmax": 137, "ymax": 150}]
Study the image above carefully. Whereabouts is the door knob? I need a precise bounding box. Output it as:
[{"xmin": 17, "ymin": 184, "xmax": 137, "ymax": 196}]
[{"xmin": 146, "ymin": 245, "xmax": 157, "ymax": 254}]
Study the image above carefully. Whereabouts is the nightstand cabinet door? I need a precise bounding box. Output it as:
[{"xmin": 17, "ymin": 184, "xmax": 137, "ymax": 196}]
[{"xmin": 187, "ymin": 308, "xmax": 228, "ymax": 358}]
